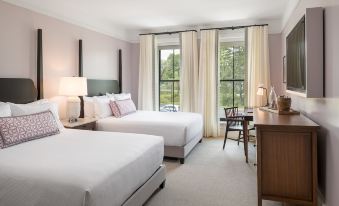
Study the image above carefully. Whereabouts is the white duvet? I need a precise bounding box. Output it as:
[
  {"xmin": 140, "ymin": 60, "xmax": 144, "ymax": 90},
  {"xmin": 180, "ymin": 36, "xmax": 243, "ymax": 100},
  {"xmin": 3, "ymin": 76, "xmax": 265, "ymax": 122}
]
[
  {"xmin": 96, "ymin": 111, "xmax": 203, "ymax": 147},
  {"xmin": 0, "ymin": 129, "xmax": 164, "ymax": 206}
]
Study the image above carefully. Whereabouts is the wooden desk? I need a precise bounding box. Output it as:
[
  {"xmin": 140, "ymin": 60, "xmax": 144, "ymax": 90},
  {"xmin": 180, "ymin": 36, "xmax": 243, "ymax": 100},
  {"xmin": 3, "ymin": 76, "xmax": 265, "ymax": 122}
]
[{"xmin": 254, "ymin": 109, "xmax": 319, "ymax": 206}]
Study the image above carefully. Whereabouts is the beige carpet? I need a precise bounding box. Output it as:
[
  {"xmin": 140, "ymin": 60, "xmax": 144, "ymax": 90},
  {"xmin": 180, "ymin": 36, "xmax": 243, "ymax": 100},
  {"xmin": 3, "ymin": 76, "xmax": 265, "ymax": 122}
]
[{"xmin": 145, "ymin": 132, "xmax": 282, "ymax": 206}]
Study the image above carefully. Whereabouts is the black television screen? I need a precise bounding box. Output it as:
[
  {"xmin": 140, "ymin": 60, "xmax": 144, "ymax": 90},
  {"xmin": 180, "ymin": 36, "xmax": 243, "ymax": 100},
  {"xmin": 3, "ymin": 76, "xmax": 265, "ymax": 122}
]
[{"xmin": 286, "ymin": 16, "xmax": 306, "ymax": 92}]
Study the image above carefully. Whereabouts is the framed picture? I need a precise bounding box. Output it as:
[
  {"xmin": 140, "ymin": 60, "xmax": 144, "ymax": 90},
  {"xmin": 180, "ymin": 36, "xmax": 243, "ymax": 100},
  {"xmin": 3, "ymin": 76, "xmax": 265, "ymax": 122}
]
[{"xmin": 283, "ymin": 56, "xmax": 287, "ymax": 83}]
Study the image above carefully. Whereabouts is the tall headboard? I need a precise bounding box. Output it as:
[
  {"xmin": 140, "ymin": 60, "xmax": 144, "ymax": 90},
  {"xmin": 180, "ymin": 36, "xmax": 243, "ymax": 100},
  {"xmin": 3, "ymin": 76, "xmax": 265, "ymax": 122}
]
[
  {"xmin": 87, "ymin": 79, "xmax": 120, "ymax": 96},
  {"xmin": 0, "ymin": 78, "xmax": 37, "ymax": 103}
]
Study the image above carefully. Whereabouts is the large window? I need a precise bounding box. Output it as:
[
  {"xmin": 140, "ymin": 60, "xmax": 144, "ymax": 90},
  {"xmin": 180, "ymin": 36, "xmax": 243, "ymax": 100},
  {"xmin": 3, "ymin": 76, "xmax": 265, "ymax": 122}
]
[
  {"xmin": 159, "ymin": 47, "xmax": 180, "ymax": 112},
  {"xmin": 219, "ymin": 42, "xmax": 246, "ymax": 111}
]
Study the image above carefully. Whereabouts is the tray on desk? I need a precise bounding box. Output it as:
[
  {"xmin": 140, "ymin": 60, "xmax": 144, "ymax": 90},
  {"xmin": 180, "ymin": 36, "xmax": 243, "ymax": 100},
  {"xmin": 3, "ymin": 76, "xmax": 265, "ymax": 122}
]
[{"xmin": 259, "ymin": 106, "xmax": 300, "ymax": 115}]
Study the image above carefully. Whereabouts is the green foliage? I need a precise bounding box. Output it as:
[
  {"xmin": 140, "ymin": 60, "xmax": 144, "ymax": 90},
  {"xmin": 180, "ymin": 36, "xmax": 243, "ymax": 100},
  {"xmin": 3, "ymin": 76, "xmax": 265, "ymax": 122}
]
[
  {"xmin": 158, "ymin": 43, "xmax": 246, "ymax": 111},
  {"xmin": 160, "ymin": 49, "xmax": 180, "ymax": 108},
  {"xmin": 219, "ymin": 42, "xmax": 245, "ymax": 108},
  {"xmin": 160, "ymin": 51, "xmax": 180, "ymax": 80}
]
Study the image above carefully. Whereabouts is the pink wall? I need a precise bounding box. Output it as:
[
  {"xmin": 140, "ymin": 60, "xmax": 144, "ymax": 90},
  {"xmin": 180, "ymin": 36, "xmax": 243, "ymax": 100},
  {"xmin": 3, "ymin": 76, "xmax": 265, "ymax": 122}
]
[
  {"xmin": 274, "ymin": 1, "xmax": 339, "ymax": 205},
  {"xmin": 268, "ymin": 33, "xmax": 283, "ymax": 95},
  {"xmin": 0, "ymin": 1, "xmax": 139, "ymax": 108}
]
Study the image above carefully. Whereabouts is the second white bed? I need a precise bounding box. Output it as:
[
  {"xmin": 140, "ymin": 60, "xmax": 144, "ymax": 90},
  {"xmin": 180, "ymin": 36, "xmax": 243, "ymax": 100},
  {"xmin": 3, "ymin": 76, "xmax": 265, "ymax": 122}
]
[{"xmin": 96, "ymin": 110, "xmax": 203, "ymax": 163}]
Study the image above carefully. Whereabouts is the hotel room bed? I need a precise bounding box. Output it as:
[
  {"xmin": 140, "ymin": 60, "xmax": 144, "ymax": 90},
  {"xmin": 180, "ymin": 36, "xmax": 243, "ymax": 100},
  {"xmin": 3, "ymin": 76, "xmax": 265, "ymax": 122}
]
[
  {"xmin": 96, "ymin": 110, "xmax": 203, "ymax": 164},
  {"xmin": 83, "ymin": 79, "xmax": 204, "ymax": 164},
  {"xmin": 0, "ymin": 129, "xmax": 165, "ymax": 206},
  {"xmin": 0, "ymin": 77, "xmax": 166, "ymax": 206}
]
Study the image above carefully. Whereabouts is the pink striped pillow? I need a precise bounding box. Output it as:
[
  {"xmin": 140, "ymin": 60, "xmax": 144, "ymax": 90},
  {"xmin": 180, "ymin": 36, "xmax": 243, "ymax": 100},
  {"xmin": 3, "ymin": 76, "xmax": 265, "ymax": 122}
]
[
  {"xmin": 0, "ymin": 111, "xmax": 60, "ymax": 148},
  {"xmin": 115, "ymin": 99, "xmax": 136, "ymax": 117},
  {"xmin": 109, "ymin": 100, "xmax": 121, "ymax": 117}
]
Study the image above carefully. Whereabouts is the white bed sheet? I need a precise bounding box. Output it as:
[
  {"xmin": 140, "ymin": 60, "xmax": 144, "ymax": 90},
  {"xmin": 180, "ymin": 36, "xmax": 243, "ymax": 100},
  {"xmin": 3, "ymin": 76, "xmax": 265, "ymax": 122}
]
[
  {"xmin": 96, "ymin": 111, "xmax": 203, "ymax": 147},
  {"xmin": 0, "ymin": 129, "xmax": 163, "ymax": 206}
]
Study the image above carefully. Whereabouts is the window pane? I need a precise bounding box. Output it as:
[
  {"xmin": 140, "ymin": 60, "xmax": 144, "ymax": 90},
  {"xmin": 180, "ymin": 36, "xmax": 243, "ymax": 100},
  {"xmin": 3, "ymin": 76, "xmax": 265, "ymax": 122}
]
[
  {"xmin": 160, "ymin": 49, "xmax": 174, "ymax": 80},
  {"xmin": 234, "ymin": 45, "xmax": 245, "ymax": 79},
  {"xmin": 219, "ymin": 46, "xmax": 233, "ymax": 80},
  {"xmin": 160, "ymin": 82, "xmax": 173, "ymax": 112},
  {"xmin": 219, "ymin": 81, "xmax": 233, "ymax": 108},
  {"xmin": 174, "ymin": 81, "xmax": 180, "ymax": 111},
  {"xmin": 173, "ymin": 49, "xmax": 180, "ymax": 80},
  {"xmin": 234, "ymin": 81, "xmax": 244, "ymax": 108}
]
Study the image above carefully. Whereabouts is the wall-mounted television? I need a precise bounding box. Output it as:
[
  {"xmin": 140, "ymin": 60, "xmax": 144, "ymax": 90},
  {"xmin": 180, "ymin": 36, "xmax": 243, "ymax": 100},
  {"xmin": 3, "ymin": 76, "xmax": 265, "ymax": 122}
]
[{"xmin": 286, "ymin": 16, "xmax": 306, "ymax": 93}]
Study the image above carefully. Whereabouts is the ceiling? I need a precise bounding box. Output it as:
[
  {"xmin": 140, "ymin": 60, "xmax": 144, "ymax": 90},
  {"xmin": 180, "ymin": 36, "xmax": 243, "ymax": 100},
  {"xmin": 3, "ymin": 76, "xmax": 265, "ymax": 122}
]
[{"xmin": 4, "ymin": 0, "xmax": 300, "ymax": 42}]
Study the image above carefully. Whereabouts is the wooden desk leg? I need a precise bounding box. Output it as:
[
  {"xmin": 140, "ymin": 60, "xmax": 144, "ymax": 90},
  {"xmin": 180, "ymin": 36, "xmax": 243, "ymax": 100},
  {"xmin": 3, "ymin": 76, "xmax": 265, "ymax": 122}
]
[{"xmin": 243, "ymin": 120, "xmax": 248, "ymax": 163}]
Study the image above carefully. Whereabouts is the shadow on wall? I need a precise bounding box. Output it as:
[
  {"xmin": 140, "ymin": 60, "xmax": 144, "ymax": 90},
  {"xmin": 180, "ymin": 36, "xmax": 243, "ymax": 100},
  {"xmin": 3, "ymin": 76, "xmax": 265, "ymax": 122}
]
[{"xmin": 291, "ymin": 97, "xmax": 339, "ymax": 205}]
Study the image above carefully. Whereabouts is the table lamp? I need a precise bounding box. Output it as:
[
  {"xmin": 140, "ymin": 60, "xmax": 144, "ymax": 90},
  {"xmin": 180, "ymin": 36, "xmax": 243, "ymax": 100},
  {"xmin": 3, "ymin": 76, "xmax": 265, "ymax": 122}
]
[
  {"xmin": 257, "ymin": 83, "xmax": 269, "ymax": 107},
  {"xmin": 59, "ymin": 77, "xmax": 87, "ymax": 122}
]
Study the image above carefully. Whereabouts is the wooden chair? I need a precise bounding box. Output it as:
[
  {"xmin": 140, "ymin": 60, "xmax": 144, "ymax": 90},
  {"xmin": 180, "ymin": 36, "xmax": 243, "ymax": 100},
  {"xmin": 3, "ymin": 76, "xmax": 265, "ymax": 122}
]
[
  {"xmin": 223, "ymin": 107, "xmax": 244, "ymax": 150},
  {"xmin": 222, "ymin": 107, "xmax": 255, "ymax": 150}
]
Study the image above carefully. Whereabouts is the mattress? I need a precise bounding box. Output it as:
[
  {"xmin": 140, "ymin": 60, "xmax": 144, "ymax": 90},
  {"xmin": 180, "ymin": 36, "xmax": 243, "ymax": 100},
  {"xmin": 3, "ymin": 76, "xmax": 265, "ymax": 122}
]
[
  {"xmin": 0, "ymin": 129, "xmax": 164, "ymax": 206},
  {"xmin": 96, "ymin": 111, "xmax": 203, "ymax": 147}
]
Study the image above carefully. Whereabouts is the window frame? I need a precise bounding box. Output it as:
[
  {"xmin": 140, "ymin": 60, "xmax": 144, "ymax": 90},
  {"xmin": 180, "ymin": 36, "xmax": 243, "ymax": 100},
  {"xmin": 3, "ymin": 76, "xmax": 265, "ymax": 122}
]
[
  {"xmin": 158, "ymin": 45, "xmax": 180, "ymax": 112},
  {"xmin": 219, "ymin": 41, "xmax": 245, "ymax": 111}
]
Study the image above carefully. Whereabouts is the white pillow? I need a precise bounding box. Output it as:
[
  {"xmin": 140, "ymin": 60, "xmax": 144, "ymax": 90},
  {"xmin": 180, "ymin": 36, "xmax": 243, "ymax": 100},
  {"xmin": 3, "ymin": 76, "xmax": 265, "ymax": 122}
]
[
  {"xmin": 9, "ymin": 101, "xmax": 64, "ymax": 130},
  {"xmin": 111, "ymin": 93, "xmax": 131, "ymax": 101},
  {"xmin": 105, "ymin": 93, "xmax": 115, "ymax": 99},
  {"xmin": 0, "ymin": 102, "xmax": 11, "ymax": 117},
  {"xmin": 93, "ymin": 96, "xmax": 113, "ymax": 118},
  {"xmin": 83, "ymin": 96, "xmax": 95, "ymax": 118}
]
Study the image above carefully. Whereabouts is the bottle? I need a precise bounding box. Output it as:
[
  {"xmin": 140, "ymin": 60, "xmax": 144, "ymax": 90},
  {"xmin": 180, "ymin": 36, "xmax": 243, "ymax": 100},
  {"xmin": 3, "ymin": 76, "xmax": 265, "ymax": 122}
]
[{"xmin": 269, "ymin": 86, "xmax": 278, "ymax": 109}]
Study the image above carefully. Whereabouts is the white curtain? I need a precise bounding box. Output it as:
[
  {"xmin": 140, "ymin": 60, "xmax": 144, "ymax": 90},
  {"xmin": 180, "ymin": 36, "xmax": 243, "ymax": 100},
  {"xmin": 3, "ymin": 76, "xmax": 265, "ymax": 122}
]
[
  {"xmin": 138, "ymin": 35, "xmax": 155, "ymax": 110},
  {"xmin": 198, "ymin": 30, "xmax": 219, "ymax": 137},
  {"xmin": 180, "ymin": 31, "xmax": 199, "ymax": 112},
  {"xmin": 247, "ymin": 26, "xmax": 270, "ymax": 107}
]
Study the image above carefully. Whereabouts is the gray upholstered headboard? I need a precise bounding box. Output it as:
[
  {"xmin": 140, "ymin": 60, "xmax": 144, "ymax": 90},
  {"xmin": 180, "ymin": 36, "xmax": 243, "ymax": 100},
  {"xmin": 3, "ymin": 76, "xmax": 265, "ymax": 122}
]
[
  {"xmin": 0, "ymin": 78, "xmax": 38, "ymax": 104},
  {"xmin": 87, "ymin": 79, "xmax": 120, "ymax": 96}
]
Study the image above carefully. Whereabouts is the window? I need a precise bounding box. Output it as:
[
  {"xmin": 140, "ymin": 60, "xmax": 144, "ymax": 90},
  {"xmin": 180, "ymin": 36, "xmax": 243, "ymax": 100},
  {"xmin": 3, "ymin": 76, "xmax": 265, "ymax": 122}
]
[
  {"xmin": 219, "ymin": 42, "xmax": 246, "ymax": 114},
  {"xmin": 159, "ymin": 47, "xmax": 180, "ymax": 112}
]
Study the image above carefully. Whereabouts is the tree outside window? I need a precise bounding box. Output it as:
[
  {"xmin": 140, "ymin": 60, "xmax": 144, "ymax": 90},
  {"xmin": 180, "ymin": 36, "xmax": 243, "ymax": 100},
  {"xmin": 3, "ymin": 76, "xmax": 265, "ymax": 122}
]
[
  {"xmin": 219, "ymin": 42, "xmax": 246, "ymax": 114},
  {"xmin": 159, "ymin": 47, "xmax": 180, "ymax": 112}
]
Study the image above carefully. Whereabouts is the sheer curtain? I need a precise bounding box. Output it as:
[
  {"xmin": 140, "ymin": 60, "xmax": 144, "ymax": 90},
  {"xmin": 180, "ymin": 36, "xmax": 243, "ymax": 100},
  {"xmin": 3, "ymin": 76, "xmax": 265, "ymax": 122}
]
[
  {"xmin": 180, "ymin": 31, "xmax": 199, "ymax": 112},
  {"xmin": 198, "ymin": 30, "xmax": 219, "ymax": 137},
  {"xmin": 247, "ymin": 26, "xmax": 270, "ymax": 107},
  {"xmin": 138, "ymin": 35, "xmax": 155, "ymax": 110}
]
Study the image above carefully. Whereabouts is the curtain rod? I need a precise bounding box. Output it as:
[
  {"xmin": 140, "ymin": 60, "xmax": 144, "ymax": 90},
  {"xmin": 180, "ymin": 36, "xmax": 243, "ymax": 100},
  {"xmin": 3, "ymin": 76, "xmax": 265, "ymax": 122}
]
[
  {"xmin": 139, "ymin": 29, "xmax": 197, "ymax": 36},
  {"xmin": 200, "ymin": 24, "xmax": 268, "ymax": 31}
]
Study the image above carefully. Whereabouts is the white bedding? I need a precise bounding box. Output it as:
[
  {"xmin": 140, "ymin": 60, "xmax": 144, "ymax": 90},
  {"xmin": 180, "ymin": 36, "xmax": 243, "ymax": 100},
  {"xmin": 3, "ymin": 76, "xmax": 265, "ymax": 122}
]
[
  {"xmin": 0, "ymin": 129, "xmax": 164, "ymax": 206},
  {"xmin": 96, "ymin": 111, "xmax": 203, "ymax": 147}
]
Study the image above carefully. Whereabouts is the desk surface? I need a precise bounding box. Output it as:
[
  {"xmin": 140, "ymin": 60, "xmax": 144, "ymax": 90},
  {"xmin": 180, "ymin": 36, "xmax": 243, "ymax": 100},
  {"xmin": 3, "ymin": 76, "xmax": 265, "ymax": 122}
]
[{"xmin": 253, "ymin": 108, "xmax": 319, "ymax": 128}]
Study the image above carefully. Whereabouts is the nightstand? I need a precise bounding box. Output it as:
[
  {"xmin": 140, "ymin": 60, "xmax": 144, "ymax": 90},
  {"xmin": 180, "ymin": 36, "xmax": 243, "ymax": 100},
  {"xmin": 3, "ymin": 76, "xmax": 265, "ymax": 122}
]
[{"xmin": 61, "ymin": 117, "xmax": 98, "ymax": 130}]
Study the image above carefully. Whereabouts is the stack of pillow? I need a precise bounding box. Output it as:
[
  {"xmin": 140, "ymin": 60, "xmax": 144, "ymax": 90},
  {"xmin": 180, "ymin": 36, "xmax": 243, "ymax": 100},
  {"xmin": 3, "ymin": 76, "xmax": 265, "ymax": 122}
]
[
  {"xmin": 0, "ymin": 100, "xmax": 63, "ymax": 149},
  {"xmin": 83, "ymin": 93, "xmax": 136, "ymax": 119}
]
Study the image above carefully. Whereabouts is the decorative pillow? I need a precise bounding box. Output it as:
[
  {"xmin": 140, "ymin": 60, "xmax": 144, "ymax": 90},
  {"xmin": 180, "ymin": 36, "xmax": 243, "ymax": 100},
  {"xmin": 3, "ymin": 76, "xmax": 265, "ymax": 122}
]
[
  {"xmin": 83, "ymin": 96, "xmax": 95, "ymax": 118},
  {"xmin": 0, "ymin": 111, "xmax": 60, "ymax": 148},
  {"xmin": 93, "ymin": 96, "xmax": 113, "ymax": 118},
  {"xmin": 109, "ymin": 101, "xmax": 121, "ymax": 117},
  {"xmin": 0, "ymin": 102, "xmax": 11, "ymax": 149},
  {"xmin": 114, "ymin": 99, "xmax": 136, "ymax": 117},
  {"xmin": 9, "ymin": 101, "xmax": 64, "ymax": 130}
]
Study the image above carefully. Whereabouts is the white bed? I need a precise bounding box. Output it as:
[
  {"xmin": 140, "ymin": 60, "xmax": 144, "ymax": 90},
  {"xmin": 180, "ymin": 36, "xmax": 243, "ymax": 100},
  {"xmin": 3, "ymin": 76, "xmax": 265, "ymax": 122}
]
[
  {"xmin": 0, "ymin": 129, "xmax": 165, "ymax": 206},
  {"xmin": 96, "ymin": 110, "xmax": 203, "ymax": 164}
]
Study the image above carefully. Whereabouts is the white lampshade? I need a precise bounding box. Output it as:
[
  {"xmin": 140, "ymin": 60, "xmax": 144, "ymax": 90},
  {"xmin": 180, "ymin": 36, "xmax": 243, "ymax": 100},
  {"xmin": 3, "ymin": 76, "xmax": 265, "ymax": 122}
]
[
  {"xmin": 257, "ymin": 88, "xmax": 264, "ymax": 96},
  {"xmin": 59, "ymin": 77, "xmax": 88, "ymax": 96},
  {"xmin": 257, "ymin": 84, "xmax": 264, "ymax": 96}
]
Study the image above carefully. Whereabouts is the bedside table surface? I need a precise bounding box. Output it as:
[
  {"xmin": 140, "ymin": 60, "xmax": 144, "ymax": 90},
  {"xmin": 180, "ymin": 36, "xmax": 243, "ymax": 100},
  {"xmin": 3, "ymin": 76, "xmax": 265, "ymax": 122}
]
[{"xmin": 61, "ymin": 117, "xmax": 98, "ymax": 128}]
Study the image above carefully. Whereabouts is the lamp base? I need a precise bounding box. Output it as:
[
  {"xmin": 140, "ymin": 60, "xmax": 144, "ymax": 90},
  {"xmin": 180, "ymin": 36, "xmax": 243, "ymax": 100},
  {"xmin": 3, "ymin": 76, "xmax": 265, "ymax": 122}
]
[
  {"xmin": 68, "ymin": 117, "xmax": 78, "ymax": 123},
  {"xmin": 66, "ymin": 96, "xmax": 81, "ymax": 122}
]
